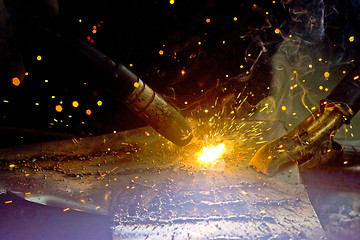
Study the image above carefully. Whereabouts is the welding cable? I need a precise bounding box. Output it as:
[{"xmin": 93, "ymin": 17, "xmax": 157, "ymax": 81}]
[{"xmin": 321, "ymin": 64, "xmax": 360, "ymax": 122}]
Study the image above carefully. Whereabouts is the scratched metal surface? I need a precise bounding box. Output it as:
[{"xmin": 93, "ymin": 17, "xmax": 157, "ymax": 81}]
[{"xmin": 0, "ymin": 121, "xmax": 325, "ymax": 239}]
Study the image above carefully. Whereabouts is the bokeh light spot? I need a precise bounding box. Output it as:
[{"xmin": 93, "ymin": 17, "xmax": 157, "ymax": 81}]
[
  {"xmin": 55, "ymin": 105, "xmax": 63, "ymax": 112},
  {"xmin": 72, "ymin": 101, "xmax": 79, "ymax": 108},
  {"xmin": 12, "ymin": 77, "xmax": 21, "ymax": 86}
]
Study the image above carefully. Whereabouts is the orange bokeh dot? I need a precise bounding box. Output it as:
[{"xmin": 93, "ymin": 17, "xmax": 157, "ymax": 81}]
[
  {"xmin": 281, "ymin": 105, "xmax": 287, "ymax": 111},
  {"xmin": 72, "ymin": 101, "xmax": 79, "ymax": 108},
  {"xmin": 12, "ymin": 77, "xmax": 21, "ymax": 86},
  {"xmin": 55, "ymin": 105, "xmax": 63, "ymax": 112},
  {"xmin": 86, "ymin": 109, "xmax": 92, "ymax": 115},
  {"xmin": 134, "ymin": 82, "xmax": 140, "ymax": 88}
]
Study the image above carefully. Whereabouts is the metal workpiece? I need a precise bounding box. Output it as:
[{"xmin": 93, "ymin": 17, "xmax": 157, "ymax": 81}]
[
  {"xmin": 249, "ymin": 108, "xmax": 345, "ymax": 176},
  {"xmin": 0, "ymin": 121, "xmax": 326, "ymax": 239},
  {"xmin": 122, "ymin": 78, "xmax": 193, "ymax": 146}
]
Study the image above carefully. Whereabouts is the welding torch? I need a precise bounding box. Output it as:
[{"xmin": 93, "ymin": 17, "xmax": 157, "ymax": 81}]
[
  {"xmin": 47, "ymin": 30, "xmax": 193, "ymax": 146},
  {"xmin": 249, "ymin": 64, "xmax": 360, "ymax": 176}
]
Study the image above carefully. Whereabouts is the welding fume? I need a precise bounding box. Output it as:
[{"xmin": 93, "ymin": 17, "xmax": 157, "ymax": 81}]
[{"xmin": 249, "ymin": 0, "xmax": 360, "ymax": 175}]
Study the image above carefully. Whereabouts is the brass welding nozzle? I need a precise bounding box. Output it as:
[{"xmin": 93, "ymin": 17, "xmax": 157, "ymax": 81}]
[
  {"xmin": 121, "ymin": 76, "xmax": 193, "ymax": 146},
  {"xmin": 250, "ymin": 63, "xmax": 360, "ymax": 176},
  {"xmin": 249, "ymin": 107, "xmax": 345, "ymax": 176}
]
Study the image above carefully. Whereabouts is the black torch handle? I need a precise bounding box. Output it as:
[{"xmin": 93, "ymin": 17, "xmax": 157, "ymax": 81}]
[
  {"xmin": 321, "ymin": 64, "xmax": 360, "ymax": 122},
  {"xmin": 42, "ymin": 27, "xmax": 193, "ymax": 146}
]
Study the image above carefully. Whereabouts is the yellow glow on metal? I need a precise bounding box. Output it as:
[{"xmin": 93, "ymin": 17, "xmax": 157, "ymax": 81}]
[{"xmin": 197, "ymin": 143, "xmax": 225, "ymax": 166}]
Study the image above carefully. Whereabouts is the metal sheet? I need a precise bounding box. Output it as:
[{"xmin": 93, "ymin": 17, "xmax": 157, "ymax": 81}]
[{"xmin": 0, "ymin": 121, "xmax": 325, "ymax": 239}]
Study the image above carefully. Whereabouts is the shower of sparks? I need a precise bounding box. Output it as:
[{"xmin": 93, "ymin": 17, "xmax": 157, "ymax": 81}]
[{"xmin": 197, "ymin": 143, "xmax": 225, "ymax": 166}]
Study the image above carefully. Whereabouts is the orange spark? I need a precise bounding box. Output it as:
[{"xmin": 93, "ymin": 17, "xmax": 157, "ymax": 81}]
[
  {"xmin": 12, "ymin": 77, "xmax": 21, "ymax": 86},
  {"xmin": 72, "ymin": 101, "xmax": 79, "ymax": 108},
  {"xmin": 55, "ymin": 105, "xmax": 63, "ymax": 112}
]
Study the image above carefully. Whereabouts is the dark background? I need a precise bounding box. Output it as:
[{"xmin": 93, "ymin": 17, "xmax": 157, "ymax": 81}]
[{"xmin": 0, "ymin": 0, "xmax": 358, "ymax": 148}]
